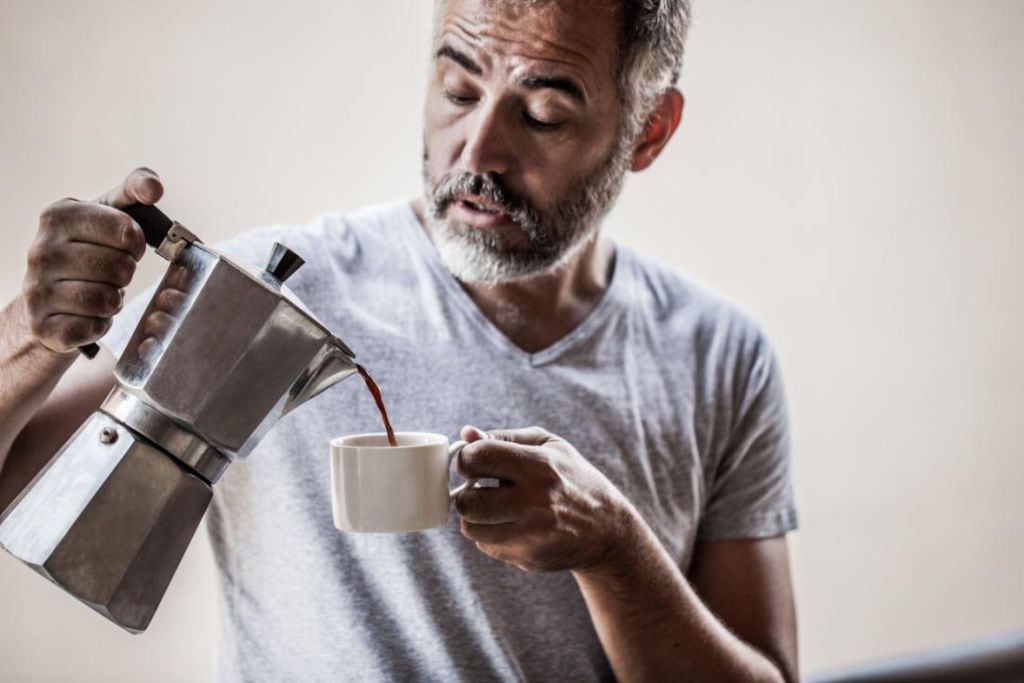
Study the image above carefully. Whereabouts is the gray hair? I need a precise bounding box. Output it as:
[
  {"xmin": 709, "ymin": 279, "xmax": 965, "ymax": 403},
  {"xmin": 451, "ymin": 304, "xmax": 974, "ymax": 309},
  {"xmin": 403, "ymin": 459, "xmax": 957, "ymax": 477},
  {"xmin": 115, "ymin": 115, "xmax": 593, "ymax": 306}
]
[
  {"xmin": 432, "ymin": 0, "xmax": 693, "ymax": 140},
  {"xmin": 615, "ymin": 0, "xmax": 692, "ymax": 139}
]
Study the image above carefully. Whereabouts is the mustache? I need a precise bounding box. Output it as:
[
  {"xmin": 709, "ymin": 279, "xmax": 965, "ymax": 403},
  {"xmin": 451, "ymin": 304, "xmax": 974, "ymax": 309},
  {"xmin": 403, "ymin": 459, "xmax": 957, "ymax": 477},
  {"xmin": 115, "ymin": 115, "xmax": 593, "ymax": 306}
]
[{"xmin": 430, "ymin": 172, "xmax": 538, "ymax": 228}]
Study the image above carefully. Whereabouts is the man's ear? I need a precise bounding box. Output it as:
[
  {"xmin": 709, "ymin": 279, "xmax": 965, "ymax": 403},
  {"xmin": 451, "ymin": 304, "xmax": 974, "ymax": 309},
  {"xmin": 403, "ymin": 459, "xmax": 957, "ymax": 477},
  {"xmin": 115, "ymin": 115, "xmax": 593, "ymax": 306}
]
[{"xmin": 630, "ymin": 88, "xmax": 684, "ymax": 172}]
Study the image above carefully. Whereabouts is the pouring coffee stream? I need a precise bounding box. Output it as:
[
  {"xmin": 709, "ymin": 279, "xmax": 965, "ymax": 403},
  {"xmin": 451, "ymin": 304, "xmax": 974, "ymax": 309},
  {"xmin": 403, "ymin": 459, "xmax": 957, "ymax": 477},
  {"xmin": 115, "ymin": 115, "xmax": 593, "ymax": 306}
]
[{"xmin": 356, "ymin": 364, "xmax": 398, "ymax": 447}]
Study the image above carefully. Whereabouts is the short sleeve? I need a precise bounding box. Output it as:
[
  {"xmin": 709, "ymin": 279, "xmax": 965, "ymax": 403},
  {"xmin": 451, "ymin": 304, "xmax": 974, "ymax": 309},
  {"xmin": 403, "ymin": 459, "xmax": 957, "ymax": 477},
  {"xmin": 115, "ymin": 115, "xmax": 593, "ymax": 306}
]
[{"xmin": 697, "ymin": 338, "xmax": 798, "ymax": 541}]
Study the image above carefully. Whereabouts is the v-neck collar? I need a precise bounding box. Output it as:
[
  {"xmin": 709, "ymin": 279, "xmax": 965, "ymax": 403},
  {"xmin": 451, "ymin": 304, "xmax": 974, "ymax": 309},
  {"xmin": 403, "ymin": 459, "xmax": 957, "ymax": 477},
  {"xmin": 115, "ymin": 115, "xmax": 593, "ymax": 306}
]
[{"xmin": 398, "ymin": 200, "xmax": 632, "ymax": 368}]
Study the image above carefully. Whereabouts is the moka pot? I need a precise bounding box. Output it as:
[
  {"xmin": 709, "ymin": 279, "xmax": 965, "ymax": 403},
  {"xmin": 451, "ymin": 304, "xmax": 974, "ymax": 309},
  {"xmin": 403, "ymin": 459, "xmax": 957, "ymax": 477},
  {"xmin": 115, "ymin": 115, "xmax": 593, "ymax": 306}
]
[{"xmin": 0, "ymin": 204, "xmax": 358, "ymax": 633}]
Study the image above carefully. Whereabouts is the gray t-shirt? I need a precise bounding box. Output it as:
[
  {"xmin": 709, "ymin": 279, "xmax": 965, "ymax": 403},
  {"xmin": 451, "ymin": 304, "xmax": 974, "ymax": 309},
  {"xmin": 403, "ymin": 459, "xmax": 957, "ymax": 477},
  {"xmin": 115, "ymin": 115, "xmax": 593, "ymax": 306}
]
[{"xmin": 102, "ymin": 200, "xmax": 797, "ymax": 682}]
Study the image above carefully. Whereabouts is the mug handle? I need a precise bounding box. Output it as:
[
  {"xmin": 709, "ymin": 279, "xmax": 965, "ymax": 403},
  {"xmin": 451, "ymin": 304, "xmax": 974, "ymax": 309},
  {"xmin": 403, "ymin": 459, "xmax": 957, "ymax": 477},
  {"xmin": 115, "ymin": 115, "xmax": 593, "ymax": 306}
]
[{"xmin": 447, "ymin": 440, "xmax": 477, "ymax": 499}]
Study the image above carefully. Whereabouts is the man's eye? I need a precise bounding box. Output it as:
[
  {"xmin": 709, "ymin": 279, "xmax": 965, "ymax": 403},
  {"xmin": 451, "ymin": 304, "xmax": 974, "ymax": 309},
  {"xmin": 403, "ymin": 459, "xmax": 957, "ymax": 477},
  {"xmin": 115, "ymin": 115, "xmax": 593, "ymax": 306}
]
[
  {"xmin": 444, "ymin": 91, "xmax": 476, "ymax": 106},
  {"xmin": 523, "ymin": 112, "xmax": 562, "ymax": 132}
]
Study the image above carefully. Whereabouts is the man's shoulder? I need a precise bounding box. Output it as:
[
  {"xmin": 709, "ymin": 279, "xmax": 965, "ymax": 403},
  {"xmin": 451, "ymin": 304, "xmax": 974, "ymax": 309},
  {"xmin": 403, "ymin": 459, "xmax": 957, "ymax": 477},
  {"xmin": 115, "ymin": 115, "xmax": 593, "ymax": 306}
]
[
  {"xmin": 622, "ymin": 243, "xmax": 769, "ymax": 355},
  {"xmin": 213, "ymin": 199, "xmax": 416, "ymax": 268}
]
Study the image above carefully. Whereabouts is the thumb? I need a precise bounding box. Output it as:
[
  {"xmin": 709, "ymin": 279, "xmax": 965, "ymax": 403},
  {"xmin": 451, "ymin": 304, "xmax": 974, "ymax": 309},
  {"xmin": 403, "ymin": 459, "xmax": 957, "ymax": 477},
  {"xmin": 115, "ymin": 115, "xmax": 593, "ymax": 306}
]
[
  {"xmin": 96, "ymin": 166, "xmax": 164, "ymax": 208},
  {"xmin": 459, "ymin": 425, "xmax": 490, "ymax": 443},
  {"xmin": 476, "ymin": 426, "xmax": 554, "ymax": 446}
]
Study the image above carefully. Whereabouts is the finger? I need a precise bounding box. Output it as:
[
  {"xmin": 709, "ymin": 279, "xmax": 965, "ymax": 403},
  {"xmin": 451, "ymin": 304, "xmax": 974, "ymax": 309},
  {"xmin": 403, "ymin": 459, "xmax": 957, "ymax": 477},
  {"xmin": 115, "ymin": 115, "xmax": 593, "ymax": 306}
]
[
  {"xmin": 95, "ymin": 166, "xmax": 164, "ymax": 209},
  {"xmin": 455, "ymin": 486, "xmax": 522, "ymax": 524},
  {"xmin": 460, "ymin": 519, "xmax": 521, "ymax": 545},
  {"xmin": 457, "ymin": 438, "xmax": 542, "ymax": 483},
  {"xmin": 483, "ymin": 426, "xmax": 557, "ymax": 446},
  {"xmin": 43, "ymin": 281, "xmax": 124, "ymax": 318},
  {"xmin": 39, "ymin": 199, "xmax": 146, "ymax": 261},
  {"xmin": 140, "ymin": 310, "xmax": 176, "ymax": 339},
  {"xmin": 35, "ymin": 313, "xmax": 112, "ymax": 350},
  {"xmin": 152, "ymin": 287, "xmax": 188, "ymax": 314},
  {"xmin": 460, "ymin": 425, "xmax": 489, "ymax": 442},
  {"xmin": 44, "ymin": 242, "xmax": 138, "ymax": 287}
]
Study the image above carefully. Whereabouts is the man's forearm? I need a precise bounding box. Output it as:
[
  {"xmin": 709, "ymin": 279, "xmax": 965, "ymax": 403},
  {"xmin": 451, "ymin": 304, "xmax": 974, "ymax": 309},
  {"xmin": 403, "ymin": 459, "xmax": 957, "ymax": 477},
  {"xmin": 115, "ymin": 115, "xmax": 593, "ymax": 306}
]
[
  {"xmin": 572, "ymin": 507, "xmax": 786, "ymax": 683},
  {"xmin": 0, "ymin": 296, "xmax": 75, "ymax": 469}
]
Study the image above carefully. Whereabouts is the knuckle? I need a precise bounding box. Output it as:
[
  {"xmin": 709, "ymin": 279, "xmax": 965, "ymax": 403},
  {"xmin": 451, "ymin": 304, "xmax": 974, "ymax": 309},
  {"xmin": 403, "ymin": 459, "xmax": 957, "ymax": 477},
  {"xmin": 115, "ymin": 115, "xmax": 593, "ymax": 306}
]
[
  {"xmin": 38, "ymin": 197, "xmax": 75, "ymax": 231},
  {"xmin": 94, "ymin": 316, "xmax": 113, "ymax": 338},
  {"xmin": 27, "ymin": 243, "xmax": 58, "ymax": 273},
  {"xmin": 119, "ymin": 217, "xmax": 144, "ymax": 254},
  {"xmin": 535, "ymin": 459, "xmax": 560, "ymax": 491},
  {"xmin": 527, "ymin": 425, "xmax": 550, "ymax": 437},
  {"xmin": 110, "ymin": 287, "xmax": 125, "ymax": 314},
  {"xmin": 120, "ymin": 258, "xmax": 137, "ymax": 286},
  {"xmin": 111, "ymin": 254, "xmax": 136, "ymax": 286},
  {"xmin": 118, "ymin": 220, "xmax": 134, "ymax": 250},
  {"xmin": 97, "ymin": 288, "xmax": 114, "ymax": 314},
  {"xmin": 38, "ymin": 203, "xmax": 56, "ymax": 228},
  {"xmin": 23, "ymin": 280, "xmax": 49, "ymax": 312}
]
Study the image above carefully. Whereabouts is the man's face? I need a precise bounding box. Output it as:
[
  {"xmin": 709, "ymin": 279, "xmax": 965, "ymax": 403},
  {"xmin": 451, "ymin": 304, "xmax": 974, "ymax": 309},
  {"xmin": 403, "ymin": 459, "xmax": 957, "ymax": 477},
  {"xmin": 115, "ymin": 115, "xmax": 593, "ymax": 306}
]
[{"xmin": 422, "ymin": 0, "xmax": 632, "ymax": 284}]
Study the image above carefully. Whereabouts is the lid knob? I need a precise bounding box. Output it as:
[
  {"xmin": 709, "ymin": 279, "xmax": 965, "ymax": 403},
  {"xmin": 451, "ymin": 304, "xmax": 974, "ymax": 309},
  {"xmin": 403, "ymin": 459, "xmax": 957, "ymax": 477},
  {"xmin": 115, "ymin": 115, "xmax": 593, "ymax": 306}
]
[{"xmin": 266, "ymin": 242, "xmax": 305, "ymax": 283}]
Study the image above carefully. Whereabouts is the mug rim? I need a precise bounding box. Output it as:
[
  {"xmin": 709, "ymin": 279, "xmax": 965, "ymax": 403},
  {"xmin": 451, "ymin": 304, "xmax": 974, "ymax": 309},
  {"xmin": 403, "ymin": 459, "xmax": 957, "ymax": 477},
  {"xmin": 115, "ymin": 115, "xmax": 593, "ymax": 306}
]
[{"xmin": 330, "ymin": 431, "xmax": 448, "ymax": 450}]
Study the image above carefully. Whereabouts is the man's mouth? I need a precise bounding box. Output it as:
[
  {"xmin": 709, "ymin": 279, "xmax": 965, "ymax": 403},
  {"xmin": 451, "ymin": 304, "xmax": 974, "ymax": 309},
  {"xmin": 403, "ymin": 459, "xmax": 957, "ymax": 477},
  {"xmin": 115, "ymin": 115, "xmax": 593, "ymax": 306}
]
[
  {"xmin": 446, "ymin": 193, "xmax": 516, "ymax": 229},
  {"xmin": 461, "ymin": 200, "xmax": 499, "ymax": 214},
  {"xmin": 455, "ymin": 194, "xmax": 507, "ymax": 216}
]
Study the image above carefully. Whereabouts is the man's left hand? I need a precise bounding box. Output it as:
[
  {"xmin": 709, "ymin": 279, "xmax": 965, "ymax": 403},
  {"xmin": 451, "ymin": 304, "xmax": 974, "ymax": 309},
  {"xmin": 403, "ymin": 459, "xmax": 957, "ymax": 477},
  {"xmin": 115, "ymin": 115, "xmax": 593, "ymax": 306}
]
[{"xmin": 454, "ymin": 425, "xmax": 635, "ymax": 573}]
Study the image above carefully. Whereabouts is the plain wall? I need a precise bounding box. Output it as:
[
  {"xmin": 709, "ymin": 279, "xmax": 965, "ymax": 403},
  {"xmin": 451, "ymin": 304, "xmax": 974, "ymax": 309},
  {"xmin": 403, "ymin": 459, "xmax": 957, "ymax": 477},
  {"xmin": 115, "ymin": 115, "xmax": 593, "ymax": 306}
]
[{"xmin": 1, "ymin": 1, "xmax": 1021, "ymax": 679}]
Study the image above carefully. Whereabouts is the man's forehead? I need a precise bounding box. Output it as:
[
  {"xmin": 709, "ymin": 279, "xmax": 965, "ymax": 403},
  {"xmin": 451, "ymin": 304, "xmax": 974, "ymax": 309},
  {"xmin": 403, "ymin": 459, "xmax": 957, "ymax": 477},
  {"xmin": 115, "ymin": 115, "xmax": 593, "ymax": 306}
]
[{"xmin": 436, "ymin": 0, "xmax": 620, "ymax": 82}]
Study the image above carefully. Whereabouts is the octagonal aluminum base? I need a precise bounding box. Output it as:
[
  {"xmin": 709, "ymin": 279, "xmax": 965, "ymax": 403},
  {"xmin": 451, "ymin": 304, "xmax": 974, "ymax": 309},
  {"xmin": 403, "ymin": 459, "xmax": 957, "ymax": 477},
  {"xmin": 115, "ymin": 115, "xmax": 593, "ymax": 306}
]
[{"xmin": 0, "ymin": 412, "xmax": 212, "ymax": 633}]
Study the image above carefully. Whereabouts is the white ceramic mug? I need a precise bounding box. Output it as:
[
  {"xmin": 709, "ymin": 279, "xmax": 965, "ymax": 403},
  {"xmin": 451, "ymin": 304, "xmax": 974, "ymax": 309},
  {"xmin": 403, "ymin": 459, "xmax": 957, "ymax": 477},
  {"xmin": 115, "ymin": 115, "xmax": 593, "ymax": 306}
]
[{"xmin": 329, "ymin": 432, "xmax": 474, "ymax": 533}]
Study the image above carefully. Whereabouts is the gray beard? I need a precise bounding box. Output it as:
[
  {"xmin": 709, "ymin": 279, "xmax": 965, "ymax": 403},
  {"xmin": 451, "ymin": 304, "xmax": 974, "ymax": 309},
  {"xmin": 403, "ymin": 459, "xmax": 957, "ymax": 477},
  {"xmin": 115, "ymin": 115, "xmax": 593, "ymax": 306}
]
[{"xmin": 421, "ymin": 139, "xmax": 632, "ymax": 285}]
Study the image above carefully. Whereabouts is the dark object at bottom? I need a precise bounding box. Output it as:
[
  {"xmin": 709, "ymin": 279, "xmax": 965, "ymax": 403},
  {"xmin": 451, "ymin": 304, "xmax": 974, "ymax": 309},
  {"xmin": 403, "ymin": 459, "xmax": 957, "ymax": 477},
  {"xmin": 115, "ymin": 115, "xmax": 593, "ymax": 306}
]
[{"xmin": 808, "ymin": 630, "xmax": 1024, "ymax": 683}]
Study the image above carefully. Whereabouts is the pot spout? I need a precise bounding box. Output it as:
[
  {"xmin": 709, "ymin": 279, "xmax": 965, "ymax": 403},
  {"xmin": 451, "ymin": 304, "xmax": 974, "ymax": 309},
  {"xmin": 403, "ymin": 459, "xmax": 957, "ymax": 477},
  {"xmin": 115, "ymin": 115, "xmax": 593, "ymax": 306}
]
[{"xmin": 283, "ymin": 340, "xmax": 357, "ymax": 415}]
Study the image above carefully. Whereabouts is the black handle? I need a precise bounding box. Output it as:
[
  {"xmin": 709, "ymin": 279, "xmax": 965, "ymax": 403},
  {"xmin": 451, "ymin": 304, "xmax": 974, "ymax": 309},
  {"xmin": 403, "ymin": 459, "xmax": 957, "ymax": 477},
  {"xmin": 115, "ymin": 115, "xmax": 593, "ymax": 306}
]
[
  {"xmin": 121, "ymin": 202, "xmax": 174, "ymax": 248},
  {"xmin": 78, "ymin": 203, "xmax": 172, "ymax": 359}
]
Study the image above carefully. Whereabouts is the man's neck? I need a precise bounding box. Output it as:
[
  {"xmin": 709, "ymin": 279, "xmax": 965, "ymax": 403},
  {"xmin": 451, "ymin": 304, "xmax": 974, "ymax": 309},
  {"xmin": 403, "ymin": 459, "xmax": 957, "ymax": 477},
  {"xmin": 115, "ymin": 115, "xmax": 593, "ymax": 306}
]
[{"xmin": 411, "ymin": 199, "xmax": 615, "ymax": 354}]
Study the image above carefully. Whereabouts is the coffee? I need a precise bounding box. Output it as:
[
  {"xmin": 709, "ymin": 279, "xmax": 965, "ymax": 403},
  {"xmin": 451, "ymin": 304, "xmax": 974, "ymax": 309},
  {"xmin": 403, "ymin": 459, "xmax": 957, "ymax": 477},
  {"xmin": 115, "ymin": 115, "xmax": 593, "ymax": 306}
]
[{"xmin": 356, "ymin": 364, "xmax": 398, "ymax": 447}]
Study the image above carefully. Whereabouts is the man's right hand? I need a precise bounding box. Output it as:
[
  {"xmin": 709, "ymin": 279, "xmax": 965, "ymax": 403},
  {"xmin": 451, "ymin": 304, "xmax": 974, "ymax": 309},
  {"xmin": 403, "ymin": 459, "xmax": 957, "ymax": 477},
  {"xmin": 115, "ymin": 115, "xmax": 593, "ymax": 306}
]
[{"xmin": 21, "ymin": 167, "xmax": 163, "ymax": 355}]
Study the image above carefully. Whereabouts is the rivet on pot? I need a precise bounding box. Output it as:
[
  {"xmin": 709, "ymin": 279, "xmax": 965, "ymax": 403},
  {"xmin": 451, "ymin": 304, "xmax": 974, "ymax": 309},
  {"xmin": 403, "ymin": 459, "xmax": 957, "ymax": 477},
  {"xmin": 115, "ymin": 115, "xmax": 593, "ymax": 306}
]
[{"xmin": 99, "ymin": 427, "xmax": 119, "ymax": 445}]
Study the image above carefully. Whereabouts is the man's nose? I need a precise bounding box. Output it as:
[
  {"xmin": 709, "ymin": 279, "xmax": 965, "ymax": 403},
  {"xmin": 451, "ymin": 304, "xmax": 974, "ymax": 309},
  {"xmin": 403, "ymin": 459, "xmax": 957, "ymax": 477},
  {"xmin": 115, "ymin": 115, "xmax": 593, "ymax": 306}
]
[{"xmin": 462, "ymin": 103, "xmax": 514, "ymax": 176}]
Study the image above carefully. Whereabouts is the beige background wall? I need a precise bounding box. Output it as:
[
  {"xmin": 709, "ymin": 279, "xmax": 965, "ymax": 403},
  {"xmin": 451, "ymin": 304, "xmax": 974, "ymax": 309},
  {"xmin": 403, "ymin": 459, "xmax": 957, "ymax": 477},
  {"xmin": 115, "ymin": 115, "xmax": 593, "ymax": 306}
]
[{"xmin": 1, "ymin": 0, "xmax": 1021, "ymax": 679}]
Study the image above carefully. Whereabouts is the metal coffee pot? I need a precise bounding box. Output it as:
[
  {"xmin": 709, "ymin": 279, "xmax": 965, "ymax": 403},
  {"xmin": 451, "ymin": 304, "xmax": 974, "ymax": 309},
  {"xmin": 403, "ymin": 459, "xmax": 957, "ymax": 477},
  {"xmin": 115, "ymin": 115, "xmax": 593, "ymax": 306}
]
[{"xmin": 0, "ymin": 204, "xmax": 358, "ymax": 633}]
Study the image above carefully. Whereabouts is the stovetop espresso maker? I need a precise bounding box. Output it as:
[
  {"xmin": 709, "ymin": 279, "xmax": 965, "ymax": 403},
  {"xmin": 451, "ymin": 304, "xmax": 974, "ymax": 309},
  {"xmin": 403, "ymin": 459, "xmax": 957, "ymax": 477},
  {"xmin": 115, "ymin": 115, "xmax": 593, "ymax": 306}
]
[{"xmin": 0, "ymin": 204, "xmax": 358, "ymax": 632}]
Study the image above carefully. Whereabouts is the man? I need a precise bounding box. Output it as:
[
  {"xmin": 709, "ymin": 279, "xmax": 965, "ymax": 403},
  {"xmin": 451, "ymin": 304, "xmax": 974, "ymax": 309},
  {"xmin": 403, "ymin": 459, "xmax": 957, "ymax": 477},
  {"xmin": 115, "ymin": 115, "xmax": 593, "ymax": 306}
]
[{"xmin": 0, "ymin": 0, "xmax": 798, "ymax": 680}]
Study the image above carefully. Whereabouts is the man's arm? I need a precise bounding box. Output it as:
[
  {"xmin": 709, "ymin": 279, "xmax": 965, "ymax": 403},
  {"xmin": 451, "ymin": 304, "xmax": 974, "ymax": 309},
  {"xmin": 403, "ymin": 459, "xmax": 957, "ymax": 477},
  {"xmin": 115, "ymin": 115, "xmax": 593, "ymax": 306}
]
[
  {"xmin": 574, "ymin": 527, "xmax": 797, "ymax": 683},
  {"xmin": 0, "ymin": 311, "xmax": 117, "ymax": 511},
  {"xmin": 453, "ymin": 425, "xmax": 797, "ymax": 683},
  {"xmin": 688, "ymin": 537, "xmax": 799, "ymax": 682}
]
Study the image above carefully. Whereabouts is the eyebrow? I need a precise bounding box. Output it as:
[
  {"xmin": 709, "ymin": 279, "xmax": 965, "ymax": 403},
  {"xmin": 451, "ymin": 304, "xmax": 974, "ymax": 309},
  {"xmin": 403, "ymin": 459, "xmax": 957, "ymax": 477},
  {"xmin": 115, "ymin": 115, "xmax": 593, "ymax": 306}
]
[
  {"xmin": 436, "ymin": 45, "xmax": 482, "ymax": 76},
  {"xmin": 521, "ymin": 75, "xmax": 585, "ymax": 105},
  {"xmin": 436, "ymin": 43, "xmax": 587, "ymax": 105}
]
